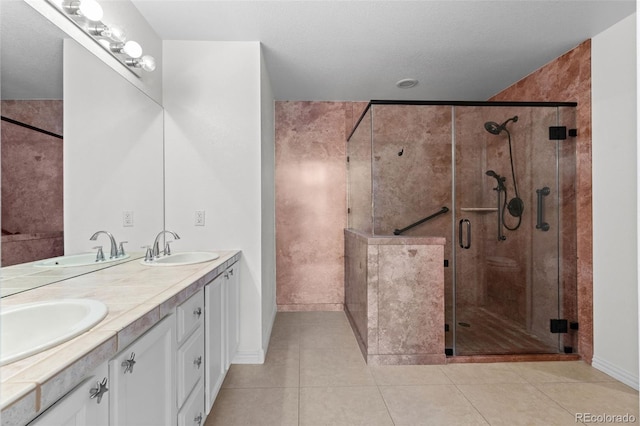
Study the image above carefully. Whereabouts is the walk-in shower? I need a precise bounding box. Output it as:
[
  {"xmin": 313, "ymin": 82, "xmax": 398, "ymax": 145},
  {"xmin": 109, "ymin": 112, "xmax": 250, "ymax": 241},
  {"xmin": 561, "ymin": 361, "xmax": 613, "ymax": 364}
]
[{"xmin": 346, "ymin": 101, "xmax": 578, "ymax": 357}]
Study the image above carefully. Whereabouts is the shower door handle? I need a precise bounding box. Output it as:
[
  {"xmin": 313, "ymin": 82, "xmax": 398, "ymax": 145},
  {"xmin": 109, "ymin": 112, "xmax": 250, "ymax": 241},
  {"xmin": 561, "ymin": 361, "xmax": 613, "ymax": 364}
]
[
  {"xmin": 459, "ymin": 219, "xmax": 471, "ymax": 249},
  {"xmin": 536, "ymin": 187, "xmax": 550, "ymax": 232}
]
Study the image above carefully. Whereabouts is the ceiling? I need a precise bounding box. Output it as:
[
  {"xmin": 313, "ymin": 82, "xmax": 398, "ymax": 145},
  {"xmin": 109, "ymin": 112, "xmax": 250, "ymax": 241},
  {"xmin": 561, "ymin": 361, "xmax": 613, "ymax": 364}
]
[
  {"xmin": 1, "ymin": 1, "xmax": 635, "ymax": 102},
  {"xmin": 131, "ymin": 0, "xmax": 636, "ymax": 101}
]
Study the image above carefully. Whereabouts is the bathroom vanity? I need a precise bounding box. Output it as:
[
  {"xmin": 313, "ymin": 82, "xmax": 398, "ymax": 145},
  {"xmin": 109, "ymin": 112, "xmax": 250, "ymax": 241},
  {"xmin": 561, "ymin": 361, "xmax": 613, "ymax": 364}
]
[{"xmin": 0, "ymin": 250, "xmax": 241, "ymax": 426}]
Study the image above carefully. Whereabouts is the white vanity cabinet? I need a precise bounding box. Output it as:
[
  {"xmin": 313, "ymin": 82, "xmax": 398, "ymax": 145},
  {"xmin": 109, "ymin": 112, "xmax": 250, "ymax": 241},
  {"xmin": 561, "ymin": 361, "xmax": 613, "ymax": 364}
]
[
  {"xmin": 176, "ymin": 289, "xmax": 205, "ymax": 426},
  {"xmin": 205, "ymin": 261, "xmax": 240, "ymax": 414},
  {"xmin": 22, "ymin": 256, "xmax": 242, "ymax": 426},
  {"xmin": 109, "ymin": 314, "xmax": 176, "ymax": 426},
  {"xmin": 28, "ymin": 362, "xmax": 109, "ymax": 426}
]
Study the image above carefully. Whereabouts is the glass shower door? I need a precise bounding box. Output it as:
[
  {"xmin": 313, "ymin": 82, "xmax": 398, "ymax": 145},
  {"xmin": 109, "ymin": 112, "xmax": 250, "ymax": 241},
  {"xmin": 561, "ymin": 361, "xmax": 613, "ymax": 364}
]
[{"xmin": 452, "ymin": 106, "xmax": 564, "ymax": 356}]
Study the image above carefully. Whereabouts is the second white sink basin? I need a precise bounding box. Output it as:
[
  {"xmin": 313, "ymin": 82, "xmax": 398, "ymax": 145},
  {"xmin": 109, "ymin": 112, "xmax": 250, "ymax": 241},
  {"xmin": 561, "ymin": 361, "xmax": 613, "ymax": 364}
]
[
  {"xmin": 34, "ymin": 253, "xmax": 130, "ymax": 268},
  {"xmin": 0, "ymin": 299, "xmax": 108, "ymax": 365},
  {"xmin": 141, "ymin": 251, "xmax": 220, "ymax": 266}
]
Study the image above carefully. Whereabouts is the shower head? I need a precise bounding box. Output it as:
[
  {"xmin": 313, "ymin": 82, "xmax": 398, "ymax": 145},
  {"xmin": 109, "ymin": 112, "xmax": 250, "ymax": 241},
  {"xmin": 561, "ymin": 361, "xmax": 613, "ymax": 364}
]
[
  {"xmin": 485, "ymin": 170, "xmax": 506, "ymax": 190},
  {"xmin": 484, "ymin": 116, "xmax": 518, "ymax": 135}
]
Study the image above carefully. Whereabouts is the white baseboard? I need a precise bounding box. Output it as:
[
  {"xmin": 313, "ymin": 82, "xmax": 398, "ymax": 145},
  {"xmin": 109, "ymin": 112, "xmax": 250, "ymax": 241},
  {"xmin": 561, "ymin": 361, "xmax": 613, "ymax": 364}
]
[
  {"xmin": 262, "ymin": 300, "xmax": 277, "ymax": 351},
  {"xmin": 592, "ymin": 356, "xmax": 639, "ymax": 390},
  {"xmin": 232, "ymin": 349, "xmax": 265, "ymax": 364},
  {"xmin": 230, "ymin": 301, "xmax": 275, "ymax": 366}
]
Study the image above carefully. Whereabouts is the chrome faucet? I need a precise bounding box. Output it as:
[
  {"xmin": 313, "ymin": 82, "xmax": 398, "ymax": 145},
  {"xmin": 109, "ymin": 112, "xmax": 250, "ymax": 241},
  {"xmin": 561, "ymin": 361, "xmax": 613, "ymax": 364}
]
[
  {"xmin": 89, "ymin": 231, "xmax": 118, "ymax": 259},
  {"xmin": 152, "ymin": 230, "xmax": 180, "ymax": 258}
]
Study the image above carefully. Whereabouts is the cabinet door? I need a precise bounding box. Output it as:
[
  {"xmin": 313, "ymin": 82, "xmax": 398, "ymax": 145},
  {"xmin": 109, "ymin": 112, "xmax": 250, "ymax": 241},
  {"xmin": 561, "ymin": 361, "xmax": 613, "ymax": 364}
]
[
  {"xmin": 225, "ymin": 262, "xmax": 240, "ymax": 368},
  {"xmin": 177, "ymin": 381, "xmax": 205, "ymax": 426},
  {"xmin": 109, "ymin": 315, "xmax": 176, "ymax": 426},
  {"xmin": 29, "ymin": 363, "xmax": 109, "ymax": 426},
  {"xmin": 204, "ymin": 274, "xmax": 225, "ymax": 414}
]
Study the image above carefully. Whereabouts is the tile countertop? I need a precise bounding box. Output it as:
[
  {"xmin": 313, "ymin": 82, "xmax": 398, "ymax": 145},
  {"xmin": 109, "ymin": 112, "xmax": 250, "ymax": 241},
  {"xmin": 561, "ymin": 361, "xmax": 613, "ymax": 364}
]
[{"xmin": 0, "ymin": 250, "xmax": 241, "ymax": 426}]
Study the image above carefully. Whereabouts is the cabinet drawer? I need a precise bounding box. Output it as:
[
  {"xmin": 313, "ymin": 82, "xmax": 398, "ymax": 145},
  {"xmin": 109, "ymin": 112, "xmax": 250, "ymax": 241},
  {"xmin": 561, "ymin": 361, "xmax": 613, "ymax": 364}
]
[
  {"xmin": 178, "ymin": 326, "xmax": 205, "ymax": 407},
  {"xmin": 178, "ymin": 381, "xmax": 205, "ymax": 426},
  {"xmin": 177, "ymin": 289, "xmax": 204, "ymax": 343}
]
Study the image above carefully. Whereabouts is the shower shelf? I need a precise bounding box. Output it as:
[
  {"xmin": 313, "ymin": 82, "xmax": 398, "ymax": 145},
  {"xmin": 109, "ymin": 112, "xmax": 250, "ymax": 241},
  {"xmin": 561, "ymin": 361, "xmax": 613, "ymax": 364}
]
[{"xmin": 460, "ymin": 207, "xmax": 498, "ymax": 212}]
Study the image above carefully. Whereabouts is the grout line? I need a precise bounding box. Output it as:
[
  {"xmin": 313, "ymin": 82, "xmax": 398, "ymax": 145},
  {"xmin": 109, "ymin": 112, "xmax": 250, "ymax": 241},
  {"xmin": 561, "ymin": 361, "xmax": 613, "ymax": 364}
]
[
  {"xmin": 374, "ymin": 383, "xmax": 397, "ymax": 426},
  {"xmin": 450, "ymin": 383, "xmax": 492, "ymax": 425},
  {"xmin": 529, "ymin": 381, "xmax": 588, "ymax": 423}
]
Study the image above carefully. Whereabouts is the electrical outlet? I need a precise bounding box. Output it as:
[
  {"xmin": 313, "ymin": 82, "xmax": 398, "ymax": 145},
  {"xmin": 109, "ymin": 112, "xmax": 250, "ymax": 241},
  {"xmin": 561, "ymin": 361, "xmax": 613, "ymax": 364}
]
[
  {"xmin": 123, "ymin": 210, "xmax": 134, "ymax": 227},
  {"xmin": 195, "ymin": 210, "xmax": 205, "ymax": 226}
]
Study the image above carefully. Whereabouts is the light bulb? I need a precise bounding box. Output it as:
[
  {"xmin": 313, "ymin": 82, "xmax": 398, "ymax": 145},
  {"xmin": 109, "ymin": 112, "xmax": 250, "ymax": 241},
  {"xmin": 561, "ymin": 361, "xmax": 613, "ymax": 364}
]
[
  {"xmin": 78, "ymin": 0, "xmax": 103, "ymax": 21},
  {"xmin": 123, "ymin": 41, "xmax": 142, "ymax": 58},
  {"xmin": 126, "ymin": 55, "xmax": 157, "ymax": 72},
  {"xmin": 97, "ymin": 39, "xmax": 110, "ymax": 49},
  {"xmin": 88, "ymin": 24, "xmax": 127, "ymax": 43},
  {"xmin": 140, "ymin": 55, "xmax": 156, "ymax": 72},
  {"xmin": 103, "ymin": 24, "xmax": 127, "ymax": 43}
]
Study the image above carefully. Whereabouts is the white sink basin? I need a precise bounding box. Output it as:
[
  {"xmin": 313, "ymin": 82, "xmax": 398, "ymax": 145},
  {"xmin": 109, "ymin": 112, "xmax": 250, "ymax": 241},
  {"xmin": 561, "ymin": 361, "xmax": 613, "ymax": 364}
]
[
  {"xmin": 0, "ymin": 299, "xmax": 108, "ymax": 365},
  {"xmin": 141, "ymin": 251, "xmax": 220, "ymax": 266},
  {"xmin": 34, "ymin": 253, "xmax": 130, "ymax": 268}
]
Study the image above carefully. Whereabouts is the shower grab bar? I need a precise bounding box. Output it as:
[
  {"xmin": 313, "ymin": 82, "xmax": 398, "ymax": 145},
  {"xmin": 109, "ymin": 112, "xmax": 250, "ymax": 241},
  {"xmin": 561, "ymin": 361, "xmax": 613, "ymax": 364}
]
[
  {"xmin": 495, "ymin": 186, "xmax": 506, "ymax": 241},
  {"xmin": 393, "ymin": 206, "xmax": 449, "ymax": 235},
  {"xmin": 459, "ymin": 219, "xmax": 471, "ymax": 249},
  {"xmin": 536, "ymin": 187, "xmax": 551, "ymax": 231}
]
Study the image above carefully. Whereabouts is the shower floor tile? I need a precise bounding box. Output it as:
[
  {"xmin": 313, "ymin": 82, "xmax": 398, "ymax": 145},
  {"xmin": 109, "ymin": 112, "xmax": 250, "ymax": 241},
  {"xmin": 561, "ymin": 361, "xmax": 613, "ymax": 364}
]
[{"xmin": 455, "ymin": 307, "xmax": 559, "ymax": 355}]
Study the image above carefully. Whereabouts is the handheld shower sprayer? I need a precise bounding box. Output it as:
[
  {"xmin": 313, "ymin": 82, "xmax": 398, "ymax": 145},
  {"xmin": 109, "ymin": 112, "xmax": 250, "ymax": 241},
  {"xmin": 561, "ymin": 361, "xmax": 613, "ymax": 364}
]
[{"xmin": 485, "ymin": 170, "xmax": 506, "ymax": 191}]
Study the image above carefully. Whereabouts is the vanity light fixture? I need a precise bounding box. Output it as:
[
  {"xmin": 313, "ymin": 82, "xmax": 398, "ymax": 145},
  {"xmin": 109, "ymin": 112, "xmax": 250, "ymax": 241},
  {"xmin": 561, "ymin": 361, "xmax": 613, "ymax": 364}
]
[
  {"xmin": 61, "ymin": 0, "xmax": 103, "ymax": 22},
  {"xmin": 47, "ymin": 0, "xmax": 156, "ymax": 73},
  {"xmin": 109, "ymin": 40, "xmax": 143, "ymax": 58},
  {"xmin": 125, "ymin": 55, "xmax": 157, "ymax": 72}
]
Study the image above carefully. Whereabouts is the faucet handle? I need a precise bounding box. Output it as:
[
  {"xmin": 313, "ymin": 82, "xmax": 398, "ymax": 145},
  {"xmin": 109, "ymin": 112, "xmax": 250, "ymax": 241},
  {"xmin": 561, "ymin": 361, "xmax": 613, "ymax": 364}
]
[
  {"xmin": 164, "ymin": 241, "xmax": 173, "ymax": 256},
  {"xmin": 118, "ymin": 241, "xmax": 128, "ymax": 257},
  {"xmin": 142, "ymin": 246, "xmax": 154, "ymax": 262},
  {"xmin": 93, "ymin": 246, "xmax": 105, "ymax": 262}
]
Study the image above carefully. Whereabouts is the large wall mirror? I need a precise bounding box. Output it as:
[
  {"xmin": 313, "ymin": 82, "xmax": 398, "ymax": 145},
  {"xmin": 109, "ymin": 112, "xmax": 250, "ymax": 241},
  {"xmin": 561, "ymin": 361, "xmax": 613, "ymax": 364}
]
[{"xmin": 1, "ymin": 1, "xmax": 164, "ymax": 296}]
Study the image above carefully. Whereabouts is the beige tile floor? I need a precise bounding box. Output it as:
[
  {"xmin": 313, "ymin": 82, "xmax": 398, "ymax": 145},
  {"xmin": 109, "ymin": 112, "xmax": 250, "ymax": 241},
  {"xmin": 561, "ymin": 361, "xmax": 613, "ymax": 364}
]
[{"xmin": 205, "ymin": 311, "xmax": 639, "ymax": 425}]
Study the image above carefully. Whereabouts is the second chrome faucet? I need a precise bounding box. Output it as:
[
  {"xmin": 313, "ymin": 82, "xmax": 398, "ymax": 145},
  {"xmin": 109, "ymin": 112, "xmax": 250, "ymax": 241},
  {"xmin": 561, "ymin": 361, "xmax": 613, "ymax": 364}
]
[{"xmin": 144, "ymin": 230, "xmax": 181, "ymax": 261}]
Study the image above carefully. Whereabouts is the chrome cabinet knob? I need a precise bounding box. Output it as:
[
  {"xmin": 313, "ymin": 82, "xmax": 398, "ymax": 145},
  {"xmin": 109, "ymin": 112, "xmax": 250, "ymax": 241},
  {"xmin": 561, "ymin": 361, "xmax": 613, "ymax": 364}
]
[
  {"xmin": 193, "ymin": 355, "xmax": 203, "ymax": 369},
  {"xmin": 194, "ymin": 413, "xmax": 203, "ymax": 426},
  {"xmin": 121, "ymin": 352, "xmax": 136, "ymax": 374},
  {"xmin": 193, "ymin": 307, "xmax": 202, "ymax": 318},
  {"xmin": 229, "ymin": 268, "xmax": 234, "ymax": 276},
  {"xmin": 89, "ymin": 377, "xmax": 109, "ymax": 404}
]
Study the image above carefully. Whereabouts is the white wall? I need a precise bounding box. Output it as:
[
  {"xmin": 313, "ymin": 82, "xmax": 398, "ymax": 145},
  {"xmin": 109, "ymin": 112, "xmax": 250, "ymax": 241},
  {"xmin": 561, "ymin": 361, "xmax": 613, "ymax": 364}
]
[
  {"xmin": 260, "ymin": 49, "xmax": 277, "ymax": 350},
  {"xmin": 163, "ymin": 41, "xmax": 271, "ymax": 363},
  {"xmin": 64, "ymin": 39, "xmax": 164, "ymax": 255},
  {"xmin": 592, "ymin": 12, "xmax": 638, "ymax": 390}
]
